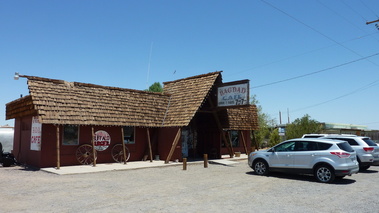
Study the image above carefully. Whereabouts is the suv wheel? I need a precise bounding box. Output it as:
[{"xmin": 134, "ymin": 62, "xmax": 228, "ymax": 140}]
[
  {"xmin": 253, "ymin": 160, "xmax": 269, "ymax": 175},
  {"xmin": 314, "ymin": 165, "xmax": 335, "ymax": 183},
  {"xmin": 359, "ymin": 165, "xmax": 370, "ymax": 171}
]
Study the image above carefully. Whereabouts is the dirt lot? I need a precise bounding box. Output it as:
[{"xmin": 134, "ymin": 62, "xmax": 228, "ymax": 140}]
[{"xmin": 1, "ymin": 160, "xmax": 379, "ymax": 213}]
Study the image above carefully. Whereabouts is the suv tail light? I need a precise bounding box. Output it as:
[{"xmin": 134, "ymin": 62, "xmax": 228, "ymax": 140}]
[
  {"xmin": 363, "ymin": 147, "xmax": 374, "ymax": 153},
  {"xmin": 330, "ymin": 152, "xmax": 350, "ymax": 158}
]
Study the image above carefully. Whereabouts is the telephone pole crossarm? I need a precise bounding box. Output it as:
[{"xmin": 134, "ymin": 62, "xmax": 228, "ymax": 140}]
[{"xmin": 366, "ymin": 19, "xmax": 379, "ymax": 25}]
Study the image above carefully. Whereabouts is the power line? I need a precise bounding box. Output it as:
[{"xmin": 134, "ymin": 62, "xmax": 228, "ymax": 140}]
[
  {"xmin": 291, "ymin": 79, "xmax": 379, "ymax": 113},
  {"xmin": 359, "ymin": 0, "xmax": 379, "ymax": 18},
  {"xmin": 340, "ymin": 0, "xmax": 368, "ymax": 22},
  {"xmin": 228, "ymin": 32, "xmax": 378, "ymax": 77},
  {"xmin": 251, "ymin": 52, "xmax": 379, "ymax": 89},
  {"xmin": 260, "ymin": 0, "xmax": 379, "ymax": 67},
  {"xmin": 317, "ymin": 0, "xmax": 379, "ymax": 42}
]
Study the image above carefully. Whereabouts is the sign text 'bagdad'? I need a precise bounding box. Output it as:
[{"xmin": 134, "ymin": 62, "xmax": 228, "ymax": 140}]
[{"xmin": 217, "ymin": 82, "xmax": 249, "ymax": 107}]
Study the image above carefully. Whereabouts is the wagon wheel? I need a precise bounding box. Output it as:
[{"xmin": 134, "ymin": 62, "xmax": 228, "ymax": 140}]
[
  {"xmin": 76, "ymin": 144, "xmax": 97, "ymax": 165},
  {"xmin": 111, "ymin": 144, "xmax": 130, "ymax": 163}
]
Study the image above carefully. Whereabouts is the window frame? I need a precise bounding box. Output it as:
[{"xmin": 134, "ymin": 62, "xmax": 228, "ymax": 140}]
[
  {"xmin": 123, "ymin": 126, "xmax": 135, "ymax": 144},
  {"xmin": 62, "ymin": 125, "xmax": 79, "ymax": 146}
]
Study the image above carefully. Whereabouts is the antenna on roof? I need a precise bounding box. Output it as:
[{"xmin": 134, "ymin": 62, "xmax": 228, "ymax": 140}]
[{"xmin": 146, "ymin": 42, "xmax": 153, "ymax": 89}]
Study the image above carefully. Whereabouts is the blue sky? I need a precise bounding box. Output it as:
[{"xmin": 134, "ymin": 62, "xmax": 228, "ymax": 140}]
[{"xmin": 1, "ymin": 0, "xmax": 379, "ymax": 129}]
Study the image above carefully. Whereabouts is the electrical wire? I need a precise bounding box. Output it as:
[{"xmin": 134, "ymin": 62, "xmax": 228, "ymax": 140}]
[
  {"xmin": 359, "ymin": 0, "xmax": 379, "ymax": 18},
  {"xmin": 317, "ymin": 0, "xmax": 379, "ymax": 43},
  {"xmin": 251, "ymin": 52, "xmax": 379, "ymax": 89},
  {"xmin": 227, "ymin": 32, "xmax": 378, "ymax": 77},
  {"xmin": 260, "ymin": 0, "xmax": 379, "ymax": 67},
  {"xmin": 291, "ymin": 79, "xmax": 379, "ymax": 113},
  {"xmin": 340, "ymin": 0, "xmax": 368, "ymax": 22}
]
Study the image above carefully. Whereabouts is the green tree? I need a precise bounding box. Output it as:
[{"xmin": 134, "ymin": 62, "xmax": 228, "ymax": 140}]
[
  {"xmin": 269, "ymin": 128, "xmax": 280, "ymax": 147},
  {"xmin": 251, "ymin": 95, "xmax": 276, "ymax": 149},
  {"xmin": 146, "ymin": 82, "xmax": 163, "ymax": 92},
  {"xmin": 285, "ymin": 114, "xmax": 322, "ymax": 139}
]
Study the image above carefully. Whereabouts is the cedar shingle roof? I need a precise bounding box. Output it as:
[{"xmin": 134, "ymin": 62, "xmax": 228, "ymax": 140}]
[
  {"xmin": 222, "ymin": 105, "xmax": 259, "ymax": 130},
  {"xmin": 6, "ymin": 72, "xmax": 258, "ymax": 130},
  {"xmin": 7, "ymin": 76, "xmax": 171, "ymax": 127},
  {"xmin": 162, "ymin": 71, "xmax": 222, "ymax": 126}
]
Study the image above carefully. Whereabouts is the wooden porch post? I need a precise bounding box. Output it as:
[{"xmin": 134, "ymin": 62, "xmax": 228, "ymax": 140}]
[
  {"xmin": 146, "ymin": 128, "xmax": 153, "ymax": 162},
  {"xmin": 240, "ymin": 131, "xmax": 248, "ymax": 155},
  {"xmin": 165, "ymin": 128, "xmax": 181, "ymax": 164},
  {"xmin": 91, "ymin": 126, "xmax": 96, "ymax": 167},
  {"xmin": 208, "ymin": 99, "xmax": 234, "ymax": 157},
  {"xmin": 56, "ymin": 125, "xmax": 60, "ymax": 170},
  {"xmin": 121, "ymin": 127, "xmax": 127, "ymax": 164}
]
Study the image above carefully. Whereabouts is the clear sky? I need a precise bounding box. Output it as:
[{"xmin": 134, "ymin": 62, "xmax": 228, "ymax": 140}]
[{"xmin": 1, "ymin": 1, "xmax": 379, "ymax": 130}]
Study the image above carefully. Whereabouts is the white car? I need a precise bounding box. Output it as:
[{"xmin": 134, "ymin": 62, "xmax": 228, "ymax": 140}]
[
  {"xmin": 248, "ymin": 138, "xmax": 359, "ymax": 183},
  {"xmin": 321, "ymin": 135, "xmax": 379, "ymax": 171}
]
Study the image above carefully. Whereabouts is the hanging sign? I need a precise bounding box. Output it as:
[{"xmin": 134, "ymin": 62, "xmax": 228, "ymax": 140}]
[
  {"xmin": 94, "ymin": 130, "xmax": 111, "ymax": 151},
  {"xmin": 217, "ymin": 80, "xmax": 249, "ymax": 107},
  {"xmin": 30, "ymin": 116, "xmax": 42, "ymax": 151}
]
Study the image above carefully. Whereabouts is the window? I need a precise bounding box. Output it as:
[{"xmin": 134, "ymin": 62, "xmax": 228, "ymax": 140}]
[
  {"xmin": 316, "ymin": 142, "xmax": 333, "ymax": 150},
  {"xmin": 123, "ymin": 127, "xmax": 135, "ymax": 144},
  {"xmin": 222, "ymin": 131, "xmax": 240, "ymax": 147},
  {"xmin": 274, "ymin": 141, "xmax": 295, "ymax": 152},
  {"xmin": 63, "ymin": 125, "xmax": 79, "ymax": 145},
  {"xmin": 330, "ymin": 138, "xmax": 358, "ymax": 146},
  {"xmin": 230, "ymin": 131, "xmax": 239, "ymax": 147}
]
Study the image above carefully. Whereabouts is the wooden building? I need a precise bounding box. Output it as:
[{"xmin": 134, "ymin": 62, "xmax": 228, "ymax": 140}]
[{"xmin": 6, "ymin": 71, "xmax": 258, "ymax": 168}]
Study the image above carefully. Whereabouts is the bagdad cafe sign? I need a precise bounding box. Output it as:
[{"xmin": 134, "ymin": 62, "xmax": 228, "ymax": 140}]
[{"xmin": 217, "ymin": 80, "xmax": 249, "ymax": 107}]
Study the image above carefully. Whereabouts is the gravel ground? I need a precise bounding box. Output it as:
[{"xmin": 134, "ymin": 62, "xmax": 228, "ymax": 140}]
[{"xmin": 1, "ymin": 160, "xmax": 379, "ymax": 213}]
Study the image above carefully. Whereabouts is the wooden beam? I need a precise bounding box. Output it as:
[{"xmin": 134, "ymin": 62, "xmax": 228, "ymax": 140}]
[
  {"xmin": 165, "ymin": 128, "xmax": 181, "ymax": 164},
  {"xmin": 91, "ymin": 126, "xmax": 96, "ymax": 167},
  {"xmin": 240, "ymin": 131, "xmax": 248, "ymax": 155},
  {"xmin": 147, "ymin": 128, "xmax": 153, "ymax": 162},
  {"xmin": 208, "ymin": 99, "xmax": 234, "ymax": 157},
  {"xmin": 121, "ymin": 127, "xmax": 127, "ymax": 164},
  {"xmin": 366, "ymin": 19, "xmax": 379, "ymax": 25},
  {"xmin": 56, "ymin": 125, "xmax": 60, "ymax": 170}
]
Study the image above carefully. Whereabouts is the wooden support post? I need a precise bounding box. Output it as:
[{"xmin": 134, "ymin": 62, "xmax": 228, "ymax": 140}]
[
  {"xmin": 204, "ymin": 154, "xmax": 208, "ymax": 168},
  {"xmin": 240, "ymin": 131, "xmax": 248, "ymax": 155},
  {"xmin": 91, "ymin": 126, "xmax": 96, "ymax": 167},
  {"xmin": 56, "ymin": 125, "xmax": 60, "ymax": 170},
  {"xmin": 208, "ymin": 99, "xmax": 234, "ymax": 158},
  {"xmin": 183, "ymin": 158, "xmax": 187, "ymax": 170},
  {"xmin": 147, "ymin": 128, "xmax": 153, "ymax": 162},
  {"xmin": 227, "ymin": 131, "xmax": 235, "ymax": 157},
  {"xmin": 121, "ymin": 127, "xmax": 127, "ymax": 164},
  {"xmin": 165, "ymin": 128, "xmax": 181, "ymax": 164}
]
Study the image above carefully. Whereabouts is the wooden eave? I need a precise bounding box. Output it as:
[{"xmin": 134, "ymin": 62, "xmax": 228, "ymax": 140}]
[{"xmin": 6, "ymin": 95, "xmax": 37, "ymax": 120}]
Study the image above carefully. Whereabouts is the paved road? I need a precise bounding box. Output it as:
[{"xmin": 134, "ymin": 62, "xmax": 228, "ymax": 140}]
[{"xmin": 1, "ymin": 160, "xmax": 379, "ymax": 213}]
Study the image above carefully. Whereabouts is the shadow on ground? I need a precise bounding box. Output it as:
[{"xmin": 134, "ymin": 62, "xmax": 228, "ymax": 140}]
[{"xmin": 246, "ymin": 171, "xmax": 356, "ymax": 185}]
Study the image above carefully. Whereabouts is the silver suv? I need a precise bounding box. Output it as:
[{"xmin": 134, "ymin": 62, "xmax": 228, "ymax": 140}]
[
  {"xmin": 248, "ymin": 138, "xmax": 359, "ymax": 183},
  {"xmin": 321, "ymin": 135, "xmax": 379, "ymax": 171}
]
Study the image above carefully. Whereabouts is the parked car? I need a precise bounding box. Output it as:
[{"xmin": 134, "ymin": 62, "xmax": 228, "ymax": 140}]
[
  {"xmin": 248, "ymin": 138, "xmax": 359, "ymax": 183},
  {"xmin": 302, "ymin": 134, "xmax": 329, "ymax": 138},
  {"xmin": 0, "ymin": 142, "xmax": 17, "ymax": 167},
  {"xmin": 321, "ymin": 135, "xmax": 379, "ymax": 171}
]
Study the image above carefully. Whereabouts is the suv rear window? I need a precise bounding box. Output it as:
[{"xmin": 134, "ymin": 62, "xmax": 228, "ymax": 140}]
[
  {"xmin": 363, "ymin": 138, "xmax": 378, "ymax": 146},
  {"xmin": 337, "ymin": 142, "xmax": 354, "ymax": 152},
  {"xmin": 329, "ymin": 138, "xmax": 358, "ymax": 146},
  {"xmin": 315, "ymin": 142, "xmax": 332, "ymax": 150}
]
